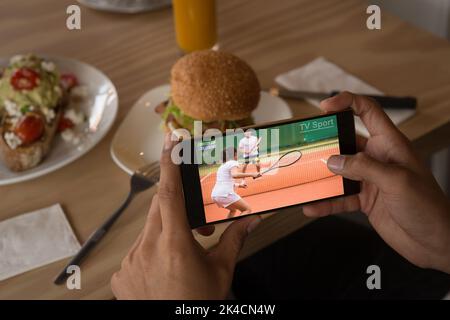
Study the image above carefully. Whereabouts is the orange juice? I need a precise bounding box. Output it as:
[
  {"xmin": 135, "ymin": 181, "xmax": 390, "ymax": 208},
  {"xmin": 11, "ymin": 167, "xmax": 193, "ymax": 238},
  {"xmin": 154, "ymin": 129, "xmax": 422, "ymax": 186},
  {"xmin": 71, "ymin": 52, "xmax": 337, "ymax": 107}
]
[{"xmin": 172, "ymin": 0, "xmax": 217, "ymax": 53}]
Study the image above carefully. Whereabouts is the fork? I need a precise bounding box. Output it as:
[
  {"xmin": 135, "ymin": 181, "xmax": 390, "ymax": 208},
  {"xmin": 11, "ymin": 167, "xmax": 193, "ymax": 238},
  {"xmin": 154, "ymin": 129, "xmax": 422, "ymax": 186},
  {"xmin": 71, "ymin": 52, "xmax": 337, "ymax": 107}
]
[{"xmin": 54, "ymin": 162, "xmax": 160, "ymax": 285}]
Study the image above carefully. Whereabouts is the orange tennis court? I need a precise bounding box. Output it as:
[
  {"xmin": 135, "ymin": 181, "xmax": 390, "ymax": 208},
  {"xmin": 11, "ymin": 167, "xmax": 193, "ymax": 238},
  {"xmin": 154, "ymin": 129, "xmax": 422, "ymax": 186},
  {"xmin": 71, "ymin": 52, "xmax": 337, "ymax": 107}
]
[{"xmin": 199, "ymin": 140, "xmax": 344, "ymax": 223}]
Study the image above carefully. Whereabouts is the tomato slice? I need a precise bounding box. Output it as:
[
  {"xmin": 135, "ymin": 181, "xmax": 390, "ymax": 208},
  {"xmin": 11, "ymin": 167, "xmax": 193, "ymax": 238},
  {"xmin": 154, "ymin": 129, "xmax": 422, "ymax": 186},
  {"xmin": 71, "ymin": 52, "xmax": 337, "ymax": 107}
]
[
  {"xmin": 60, "ymin": 73, "xmax": 79, "ymax": 90},
  {"xmin": 57, "ymin": 117, "xmax": 75, "ymax": 132},
  {"xmin": 10, "ymin": 68, "xmax": 40, "ymax": 91},
  {"xmin": 14, "ymin": 114, "xmax": 45, "ymax": 145}
]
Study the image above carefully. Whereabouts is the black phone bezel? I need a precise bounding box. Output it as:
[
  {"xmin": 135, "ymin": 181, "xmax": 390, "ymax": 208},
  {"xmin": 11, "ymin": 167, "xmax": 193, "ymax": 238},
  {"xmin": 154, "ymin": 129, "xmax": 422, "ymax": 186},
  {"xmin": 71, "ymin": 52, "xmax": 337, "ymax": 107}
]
[{"xmin": 180, "ymin": 109, "xmax": 360, "ymax": 229}]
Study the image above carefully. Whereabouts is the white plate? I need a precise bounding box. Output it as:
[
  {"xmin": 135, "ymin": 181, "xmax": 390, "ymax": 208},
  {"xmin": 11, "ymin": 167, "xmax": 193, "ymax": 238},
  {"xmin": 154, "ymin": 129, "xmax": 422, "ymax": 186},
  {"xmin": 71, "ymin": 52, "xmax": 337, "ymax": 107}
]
[
  {"xmin": 111, "ymin": 84, "xmax": 292, "ymax": 175},
  {"xmin": 0, "ymin": 57, "xmax": 118, "ymax": 186}
]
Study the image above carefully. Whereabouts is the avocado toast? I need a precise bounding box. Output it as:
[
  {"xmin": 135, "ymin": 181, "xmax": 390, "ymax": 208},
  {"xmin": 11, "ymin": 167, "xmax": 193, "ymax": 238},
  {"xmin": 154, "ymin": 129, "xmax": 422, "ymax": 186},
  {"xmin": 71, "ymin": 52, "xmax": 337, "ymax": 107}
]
[{"xmin": 0, "ymin": 55, "xmax": 66, "ymax": 171}]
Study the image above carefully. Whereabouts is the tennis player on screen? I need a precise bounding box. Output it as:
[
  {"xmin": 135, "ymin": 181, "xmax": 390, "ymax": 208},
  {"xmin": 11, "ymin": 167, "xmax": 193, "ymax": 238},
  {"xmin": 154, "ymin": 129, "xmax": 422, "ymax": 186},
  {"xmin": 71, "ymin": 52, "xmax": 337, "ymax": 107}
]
[
  {"xmin": 239, "ymin": 131, "xmax": 261, "ymax": 175},
  {"xmin": 211, "ymin": 147, "xmax": 260, "ymax": 218}
]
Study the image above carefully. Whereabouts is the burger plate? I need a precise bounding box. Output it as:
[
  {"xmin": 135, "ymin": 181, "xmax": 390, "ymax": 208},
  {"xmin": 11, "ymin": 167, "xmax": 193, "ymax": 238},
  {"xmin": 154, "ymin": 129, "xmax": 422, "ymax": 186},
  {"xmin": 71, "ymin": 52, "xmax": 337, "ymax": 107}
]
[{"xmin": 110, "ymin": 84, "xmax": 292, "ymax": 175}]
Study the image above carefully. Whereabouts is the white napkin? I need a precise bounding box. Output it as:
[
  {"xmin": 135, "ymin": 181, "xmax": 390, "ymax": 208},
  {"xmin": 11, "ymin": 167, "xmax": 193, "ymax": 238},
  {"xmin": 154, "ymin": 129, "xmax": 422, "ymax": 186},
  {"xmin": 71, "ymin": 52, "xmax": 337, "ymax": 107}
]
[
  {"xmin": 0, "ymin": 204, "xmax": 81, "ymax": 281},
  {"xmin": 275, "ymin": 57, "xmax": 416, "ymax": 137}
]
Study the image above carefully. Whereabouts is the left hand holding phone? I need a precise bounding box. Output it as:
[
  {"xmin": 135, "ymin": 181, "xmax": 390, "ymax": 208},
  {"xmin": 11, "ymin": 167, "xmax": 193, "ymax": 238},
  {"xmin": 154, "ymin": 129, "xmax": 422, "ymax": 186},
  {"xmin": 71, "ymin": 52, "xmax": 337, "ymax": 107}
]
[{"xmin": 110, "ymin": 134, "xmax": 262, "ymax": 299}]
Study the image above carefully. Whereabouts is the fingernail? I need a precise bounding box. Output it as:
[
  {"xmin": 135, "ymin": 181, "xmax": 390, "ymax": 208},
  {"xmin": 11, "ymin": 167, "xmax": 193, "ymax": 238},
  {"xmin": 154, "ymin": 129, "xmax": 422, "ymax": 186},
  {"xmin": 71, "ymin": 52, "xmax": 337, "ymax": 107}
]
[
  {"xmin": 163, "ymin": 133, "xmax": 172, "ymax": 151},
  {"xmin": 247, "ymin": 217, "xmax": 262, "ymax": 234},
  {"xmin": 327, "ymin": 155, "xmax": 345, "ymax": 172},
  {"xmin": 322, "ymin": 96, "xmax": 333, "ymax": 104}
]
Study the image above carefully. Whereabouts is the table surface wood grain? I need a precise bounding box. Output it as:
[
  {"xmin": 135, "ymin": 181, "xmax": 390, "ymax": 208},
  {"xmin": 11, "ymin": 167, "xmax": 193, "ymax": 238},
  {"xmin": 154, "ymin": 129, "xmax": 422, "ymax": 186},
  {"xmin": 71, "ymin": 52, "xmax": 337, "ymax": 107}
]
[{"xmin": 1, "ymin": 0, "xmax": 450, "ymax": 299}]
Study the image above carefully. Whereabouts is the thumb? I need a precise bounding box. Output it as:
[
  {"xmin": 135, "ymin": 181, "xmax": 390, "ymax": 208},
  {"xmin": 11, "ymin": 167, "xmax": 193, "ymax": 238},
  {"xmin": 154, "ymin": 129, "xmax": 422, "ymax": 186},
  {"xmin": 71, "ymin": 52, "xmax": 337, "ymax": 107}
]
[
  {"xmin": 211, "ymin": 216, "xmax": 261, "ymax": 271},
  {"xmin": 327, "ymin": 153, "xmax": 392, "ymax": 187}
]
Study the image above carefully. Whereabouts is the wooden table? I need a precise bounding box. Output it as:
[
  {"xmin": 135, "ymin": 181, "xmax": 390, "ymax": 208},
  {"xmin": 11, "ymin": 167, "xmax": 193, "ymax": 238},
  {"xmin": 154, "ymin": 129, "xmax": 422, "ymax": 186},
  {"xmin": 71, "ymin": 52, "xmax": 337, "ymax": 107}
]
[{"xmin": 1, "ymin": 0, "xmax": 449, "ymax": 299}]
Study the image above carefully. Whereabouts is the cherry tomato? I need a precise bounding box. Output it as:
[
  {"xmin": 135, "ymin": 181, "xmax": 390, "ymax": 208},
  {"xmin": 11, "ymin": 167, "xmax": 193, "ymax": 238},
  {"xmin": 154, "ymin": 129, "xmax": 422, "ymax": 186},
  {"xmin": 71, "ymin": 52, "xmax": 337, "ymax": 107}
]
[
  {"xmin": 10, "ymin": 68, "xmax": 40, "ymax": 91},
  {"xmin": 60, "ymin": 73, "xmax": 78, "ymax": 90},
  {"xmin": 57, "ymin": 117, "xmax": 74, "ymax": 132},
  {"xmin": 14, "ymin": 114, "xmax": 45, "ymax": 145}
]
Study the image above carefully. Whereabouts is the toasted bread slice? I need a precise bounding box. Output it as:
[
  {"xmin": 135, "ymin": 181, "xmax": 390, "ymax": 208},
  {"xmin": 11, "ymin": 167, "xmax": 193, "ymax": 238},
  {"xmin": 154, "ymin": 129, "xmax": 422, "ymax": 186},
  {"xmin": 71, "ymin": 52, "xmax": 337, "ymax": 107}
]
[{"xmin": 0, "ymin": 108, "xmax": 62, "ymax": 172}]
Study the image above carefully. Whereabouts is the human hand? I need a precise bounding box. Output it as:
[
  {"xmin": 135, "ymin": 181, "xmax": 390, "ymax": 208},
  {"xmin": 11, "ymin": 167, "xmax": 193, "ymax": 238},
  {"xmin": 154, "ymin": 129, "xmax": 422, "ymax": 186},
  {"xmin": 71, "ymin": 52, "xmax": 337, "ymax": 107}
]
[
  {"xmin": 238, "ymin": 181, "xmax": 248, "ymax": 188},
  {"xmin": 111, "ymin": 134, "xmax": 262, "ymax": 299},
  {"xmin": 252, "ymin": 172, "xmax": 262, "ymax": 179},
  {"xmin": 303, "ymin": 92, "xmax": 450, "ymax": 273}
]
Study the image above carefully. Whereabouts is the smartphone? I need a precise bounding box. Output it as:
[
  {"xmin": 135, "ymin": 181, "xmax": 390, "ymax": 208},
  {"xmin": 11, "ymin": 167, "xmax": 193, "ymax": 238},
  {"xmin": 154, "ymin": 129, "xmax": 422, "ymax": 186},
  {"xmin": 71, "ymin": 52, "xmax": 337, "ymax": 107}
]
[{"xmin": 179, "ymin": 109, "xmax": 360, "ymax": 228}]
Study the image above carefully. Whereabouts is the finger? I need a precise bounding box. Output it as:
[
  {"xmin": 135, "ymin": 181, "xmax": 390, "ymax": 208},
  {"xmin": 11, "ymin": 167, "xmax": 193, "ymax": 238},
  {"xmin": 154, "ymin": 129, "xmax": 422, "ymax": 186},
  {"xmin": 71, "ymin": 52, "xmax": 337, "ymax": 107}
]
[
  {"xmin": 303, "ymin": 195, "xmax": 361, "ymax": 217},
  {"xmin": 195, "ymin": 225, "xmax": 216, "ymax": 237},
  {"xmin": 130, "ymin": 230, "xmax": 145, "ymax": 253},
  {"xmin": 211, "ymin": 216, "xmax": 261, "ymax": 271},
  {"xmin": 130, "ymin": 194, "xmax": 162, "ymax": 250},
  {"xmin": 327, "ymin": 152, "xmax": 393, "ymax": 187},
  {"xmin": 158, "ymin": 133, "xmax": 191, "ymax": 235},
  {"xmin": 110, "ymin": 272, "xmax": 123, "ymax": 299},
  {"xmin": 129, "ymin": 195, "xmax": 162, "ymax": 256},
  {"xmin": 321, "ymin": 92, "xmax": 401, "ymax": 138},
  {"xmin": 141, "ymin": 195, "xmax": 162, "ymax": 240},
  {"xmin": 356, "ymin": 134, "xmax": 368, "ymax": 151},
  {"xmin": 302, "ymin": 201, "xmax": 332, "ymax": 218}
]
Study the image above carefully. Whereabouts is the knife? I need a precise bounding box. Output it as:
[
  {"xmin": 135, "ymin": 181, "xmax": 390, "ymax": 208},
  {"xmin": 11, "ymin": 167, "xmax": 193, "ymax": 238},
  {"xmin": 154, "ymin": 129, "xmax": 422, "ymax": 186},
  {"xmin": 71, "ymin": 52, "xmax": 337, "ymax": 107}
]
[{"xmin": 270, "ymin": 87, "xmax": 417, "ymax": 110}]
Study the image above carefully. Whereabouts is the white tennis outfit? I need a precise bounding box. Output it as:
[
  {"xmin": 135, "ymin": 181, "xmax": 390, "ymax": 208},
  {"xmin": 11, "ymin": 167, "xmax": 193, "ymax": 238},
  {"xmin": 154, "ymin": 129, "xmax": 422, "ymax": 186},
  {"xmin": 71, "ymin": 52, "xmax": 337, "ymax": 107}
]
[
  {"xmin": 239, "ymin": 136, "xmax": 259, "ymax": 157},
  {"xmin": 211, "ymin": 160, "xmax": 241, "ymax": 208}
]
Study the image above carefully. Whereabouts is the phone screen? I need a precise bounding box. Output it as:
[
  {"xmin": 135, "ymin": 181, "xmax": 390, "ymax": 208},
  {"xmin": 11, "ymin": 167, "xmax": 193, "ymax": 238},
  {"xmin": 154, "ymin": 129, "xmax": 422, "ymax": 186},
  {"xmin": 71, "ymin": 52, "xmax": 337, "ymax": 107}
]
[{"xmin": 188, "ymin": 112, "xmax": 352, "ymax": 224}]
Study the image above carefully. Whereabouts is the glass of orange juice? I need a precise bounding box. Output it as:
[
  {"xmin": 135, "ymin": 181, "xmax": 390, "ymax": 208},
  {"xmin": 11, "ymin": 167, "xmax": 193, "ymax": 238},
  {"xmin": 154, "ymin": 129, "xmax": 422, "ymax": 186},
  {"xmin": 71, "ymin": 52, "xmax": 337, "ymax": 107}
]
[{"xmin": 172, "ymin": 0, "xmax": 218, "ymax": 54}]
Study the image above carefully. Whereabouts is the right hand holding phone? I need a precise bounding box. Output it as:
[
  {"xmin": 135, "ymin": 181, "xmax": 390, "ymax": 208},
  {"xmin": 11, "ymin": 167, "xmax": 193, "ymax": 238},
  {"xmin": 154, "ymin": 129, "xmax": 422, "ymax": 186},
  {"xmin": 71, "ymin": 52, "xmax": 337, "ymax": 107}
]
[{"xmin": 303, "ymin": 92, "xmax": 450, "ymax": 274}]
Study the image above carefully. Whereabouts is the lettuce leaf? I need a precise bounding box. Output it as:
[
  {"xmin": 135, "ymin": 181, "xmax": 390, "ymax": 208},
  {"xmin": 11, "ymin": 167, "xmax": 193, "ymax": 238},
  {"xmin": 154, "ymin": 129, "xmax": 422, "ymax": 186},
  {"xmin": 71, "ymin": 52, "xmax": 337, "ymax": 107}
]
[
  {"xmin": 162, "ymin": 100, "xmax": 254, "ymax": 134},
  {"xmin": 162, "ymin": 101, "xmax": 196, "ymax": 131}
]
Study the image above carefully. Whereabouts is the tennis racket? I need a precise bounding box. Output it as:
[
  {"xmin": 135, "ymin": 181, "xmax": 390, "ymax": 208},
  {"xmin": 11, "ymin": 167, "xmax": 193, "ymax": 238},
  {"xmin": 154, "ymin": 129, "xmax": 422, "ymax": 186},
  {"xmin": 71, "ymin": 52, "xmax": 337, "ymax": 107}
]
[{"xmin": 253, "ymin": 150, "xmax": 302, "ymax": 179}]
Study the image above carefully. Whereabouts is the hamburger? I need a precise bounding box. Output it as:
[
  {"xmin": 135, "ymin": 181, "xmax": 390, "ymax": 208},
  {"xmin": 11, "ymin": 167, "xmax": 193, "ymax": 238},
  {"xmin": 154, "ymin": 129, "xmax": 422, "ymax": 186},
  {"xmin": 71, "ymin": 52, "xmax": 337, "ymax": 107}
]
[{"xmin": 155, "ymin": 50, "xmax": 260, "ymax": 134}]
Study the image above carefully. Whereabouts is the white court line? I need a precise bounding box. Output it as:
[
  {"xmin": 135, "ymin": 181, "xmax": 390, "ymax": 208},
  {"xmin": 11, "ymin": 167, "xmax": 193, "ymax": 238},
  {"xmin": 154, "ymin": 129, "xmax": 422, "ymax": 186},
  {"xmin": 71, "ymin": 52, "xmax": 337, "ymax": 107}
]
[
  {"xmin": 200, "ymin": 172, "xmax": 212, "ymax": 183},
  {"xmin": 261, "ymin": 157, "xmax": 331, "ymax": 177},
  {"xmin": 200, "ymin": 157, "xmax": 330, "ymax": 180}
]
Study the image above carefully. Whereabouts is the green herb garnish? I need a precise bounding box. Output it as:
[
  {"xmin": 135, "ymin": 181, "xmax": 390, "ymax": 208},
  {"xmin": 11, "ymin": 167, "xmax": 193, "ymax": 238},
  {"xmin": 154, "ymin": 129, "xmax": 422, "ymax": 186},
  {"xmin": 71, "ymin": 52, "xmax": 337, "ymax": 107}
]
[{"xmin": 20, "ymin": 105, "xmax": 31, "ymax": 114}]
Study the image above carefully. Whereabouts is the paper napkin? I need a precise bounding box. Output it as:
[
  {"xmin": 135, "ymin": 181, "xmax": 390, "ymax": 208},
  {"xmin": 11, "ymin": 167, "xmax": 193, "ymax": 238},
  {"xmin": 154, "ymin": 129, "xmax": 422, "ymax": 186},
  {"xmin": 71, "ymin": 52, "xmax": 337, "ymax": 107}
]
[
  {"xmin": 275, "ymin": 57, "xmax": 416, "ymax": 137},
  {"xmin": 0, "ymin": 204, "xmax": 81, "ymax": 281}
]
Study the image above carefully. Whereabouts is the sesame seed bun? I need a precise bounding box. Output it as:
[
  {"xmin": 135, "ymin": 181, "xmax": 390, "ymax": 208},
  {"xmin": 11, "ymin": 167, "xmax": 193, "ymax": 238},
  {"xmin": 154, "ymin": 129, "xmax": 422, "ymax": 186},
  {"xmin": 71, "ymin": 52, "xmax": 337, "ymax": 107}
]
[{"xmin": 170, "ymin": 50, "xmax": 260, "ymax": 122}]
